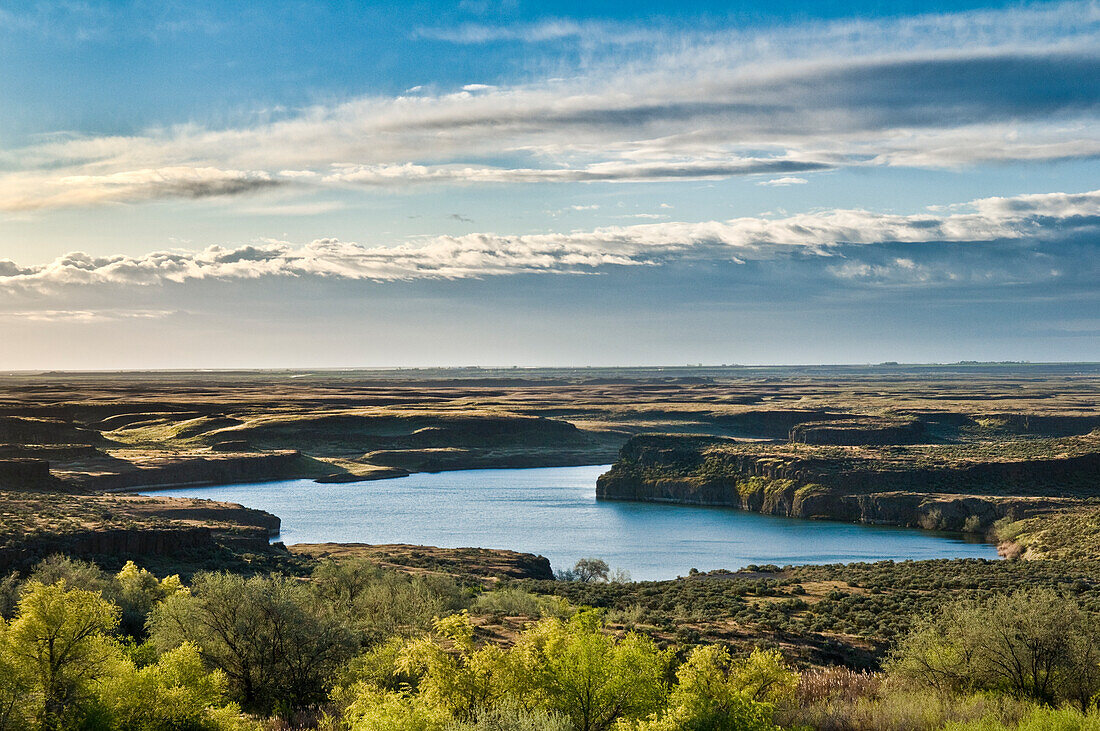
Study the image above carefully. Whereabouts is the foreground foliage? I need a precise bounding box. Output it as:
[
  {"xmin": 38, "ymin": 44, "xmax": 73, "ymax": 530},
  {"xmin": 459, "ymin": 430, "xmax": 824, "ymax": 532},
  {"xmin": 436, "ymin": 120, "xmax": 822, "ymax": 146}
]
[{"xmin": 9, "ymin": 554, "xmax": 1100, "ymax": 730}]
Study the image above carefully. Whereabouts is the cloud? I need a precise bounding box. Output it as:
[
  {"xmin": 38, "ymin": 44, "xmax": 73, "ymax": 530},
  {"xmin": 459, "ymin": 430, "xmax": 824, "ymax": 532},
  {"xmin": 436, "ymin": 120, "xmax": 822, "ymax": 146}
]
[
  {"xmin": 0, "ymin": 188, "xmax": 1095, "ymax": 290},
  {"xmin": 3, "ymin": 2, "xmax": 1100, "ymax": 211},
  {"xmin": 323, "ymin": 159, "xmax": 833, "ymax": 186},
  {"xmin": 413, "ymin": 19, "xmax": 661, "ymax": 45},
  {"xmin": 0, "ymin": 309, "xmax": 175, "ymax": 322},
  {"xmin": 757, "ymin": 177, "xmax": 808, "ymax": 187},
  {"xmin": 0, "ymin": 167, "xmax": 281, "ymax": 212},
  {"xmin": 238, "ymin": 200, "xmax": 345, "ymax": 216}
]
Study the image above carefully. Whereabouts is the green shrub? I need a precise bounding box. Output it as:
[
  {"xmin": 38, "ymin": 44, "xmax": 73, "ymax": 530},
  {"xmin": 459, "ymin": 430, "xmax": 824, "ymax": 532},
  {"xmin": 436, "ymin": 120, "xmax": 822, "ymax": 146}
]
[
  {"xmin": 150, "ymin": 571, "xmax": 358, "ymax": 716},
  {"xmin": 887, "ymin": 588, "xmax": 1100, "ymax": 708},
  {"xmin": 470, "ymin": 588, "xmax": 543, "ymax": 618}
]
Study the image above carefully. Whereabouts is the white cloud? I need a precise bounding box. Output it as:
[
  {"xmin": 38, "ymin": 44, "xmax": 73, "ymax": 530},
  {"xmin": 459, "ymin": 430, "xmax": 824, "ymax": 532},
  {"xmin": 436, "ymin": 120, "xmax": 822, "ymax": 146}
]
[
  {"xmin": 0, "ymin": 188, "xmax": 1095, "ymax": 290},
  {"xmin": 2, "ymin": 2, "xmax": 1099, "ymax": 211},
  {"xmin": 322, "ymin": 159, "xmax": 832, "ymax": 186},
  {"xmin": 413, "ymin": 19, "xmax": 662, "ymax": 45},
  {"xmin": 757, "ymin": 177, "xmax": 808, "ymax": 187},
  {"xmin": 0, "ymin": 167, "xmax": 280, "ymax": 212},
  {"xmin": 0, "ymin": 309, "xmax": 175, "ymax": 322}
]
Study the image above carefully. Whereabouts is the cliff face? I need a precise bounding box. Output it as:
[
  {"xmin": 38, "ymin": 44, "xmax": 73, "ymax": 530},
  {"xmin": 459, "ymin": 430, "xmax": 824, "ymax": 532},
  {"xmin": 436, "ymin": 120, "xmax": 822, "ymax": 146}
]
[
  {"xmin": 596, "ymin": 471, "xmax": 1062, "ymax": 530},
  {"xmin": 0, "ymin": 459, "xmax": 56, "ymax": 489},
  {"xmin": 0, "ymin": 527, "xmax": 216, "ymax": 573},
  {"xmin": 0, "ymin": 489, "xmax": 281, "ymax": 572},
  {"xmin": 595, "ymin": 434, "xmax": 1086, "ymax": 532},
  {"xmin": 70, "ymin": 450, "xmax": 327, "ymax": 491},
  {"xmin": 789, "ymin": 418, "xmax": 926, "ymax": 446}
]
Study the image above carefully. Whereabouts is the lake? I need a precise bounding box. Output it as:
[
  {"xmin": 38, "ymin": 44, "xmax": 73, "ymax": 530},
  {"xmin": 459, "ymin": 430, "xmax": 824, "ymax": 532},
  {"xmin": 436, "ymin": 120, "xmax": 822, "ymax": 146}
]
[{"xmin": 147, "ymin": 464, "xmax": 1000, "ymax": 581}]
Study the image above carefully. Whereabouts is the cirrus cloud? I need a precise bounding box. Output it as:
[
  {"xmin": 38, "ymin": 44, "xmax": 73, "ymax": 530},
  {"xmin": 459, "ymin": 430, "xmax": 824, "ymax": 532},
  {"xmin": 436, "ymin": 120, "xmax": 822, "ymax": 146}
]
[{"xmin": 1, "ymin": 2, "xmax": 1098, "ymax": 212}]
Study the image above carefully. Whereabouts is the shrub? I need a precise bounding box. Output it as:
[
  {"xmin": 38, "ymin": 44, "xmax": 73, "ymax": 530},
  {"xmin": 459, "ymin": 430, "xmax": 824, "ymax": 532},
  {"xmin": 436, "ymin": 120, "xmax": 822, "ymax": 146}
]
[
  {"xmin": 623, "ymin": 645, "xmax": 785, "ymax": 731},
  {"xmin": 340, "ymin": 610, "xmax": 669, "ymax": 731},
  {"xmin": 943, "ymin": 705, "xmax": 1100, "ymax": 730},
  {"xmin": 445, "ymin": 698, "xmax": 570, "ymax": 730},
  {"xmin": 512, "ymin": 611, "xmax": 670, "ymax": 730},
  {"xmin": 887, "ymin": 588, "xmax": 1100, "ymax": 708},
  {"xmin": 94, "ymin": 642, "xmax": 256, "ymax": 730},
  {"xmin": 470, "ymin": 588, "xmax": 543, "ymax": 618},
  {"xmin": 150, "ymin": 572, "xmax": 358, "ymax": 716},
  {"xmin": 343, "ymin": 687, "xmax": 451, "ymax": 731},
  {"xmin": 312, "ymin": 559, "xmax": 466, "ymax": 646}
]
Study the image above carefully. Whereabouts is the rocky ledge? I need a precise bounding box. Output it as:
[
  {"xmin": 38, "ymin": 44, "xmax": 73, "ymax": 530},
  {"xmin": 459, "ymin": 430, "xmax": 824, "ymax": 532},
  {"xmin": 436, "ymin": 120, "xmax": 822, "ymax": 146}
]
[
  {"xmin": 290, "ymin": 543, "xmax": 555, "ymax": 583},
  {"xmin": 595, "ymin": 433, "xmax": 1099, "ymax": 532}
]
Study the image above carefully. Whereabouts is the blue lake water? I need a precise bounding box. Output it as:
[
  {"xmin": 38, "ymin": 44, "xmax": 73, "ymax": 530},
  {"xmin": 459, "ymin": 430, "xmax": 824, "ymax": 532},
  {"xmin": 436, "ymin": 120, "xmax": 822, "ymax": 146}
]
[{"xmin": 147, "ymin": 464, "xmax": 1000, "ymax": 581}]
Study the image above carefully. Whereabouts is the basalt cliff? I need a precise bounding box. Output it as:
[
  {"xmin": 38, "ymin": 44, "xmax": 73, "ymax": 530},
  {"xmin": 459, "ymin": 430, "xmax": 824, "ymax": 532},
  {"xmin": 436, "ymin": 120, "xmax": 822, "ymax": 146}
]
[{"xmin": 595, "ymin": 429, "xmax": 1100, "ymax": 533}]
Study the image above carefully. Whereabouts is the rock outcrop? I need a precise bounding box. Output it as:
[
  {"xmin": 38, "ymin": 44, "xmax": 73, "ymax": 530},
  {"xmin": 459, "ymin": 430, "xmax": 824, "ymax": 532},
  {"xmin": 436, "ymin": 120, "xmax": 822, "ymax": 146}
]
[
  {"xmin": 0, "ymin": 527, "xmax": 216, "ymax": 572},
  {"xmin": 290, "ymin": 543, "xmax": 555, "ymax": 583},
  {"xmin": 72, "ymin": 450, "xmax": 328, "ymax": 491},
  {"xmin": 596, "ymin": 433, "xmax": 1096, "ymax": 532},
  {"xmin": 789, "ymin": 418, "xmax": 926, "ymax": 445},
  {"xmin": 0, "ymin": 458, "xmax": 58, "ymax": 490}
]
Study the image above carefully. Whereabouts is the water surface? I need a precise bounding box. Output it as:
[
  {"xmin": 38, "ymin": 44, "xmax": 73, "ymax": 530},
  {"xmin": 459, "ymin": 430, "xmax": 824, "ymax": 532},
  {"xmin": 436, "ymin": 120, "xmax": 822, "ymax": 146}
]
[{"xmin": 148, "ymin": 464, "xmax": 999, "ymax": 581}]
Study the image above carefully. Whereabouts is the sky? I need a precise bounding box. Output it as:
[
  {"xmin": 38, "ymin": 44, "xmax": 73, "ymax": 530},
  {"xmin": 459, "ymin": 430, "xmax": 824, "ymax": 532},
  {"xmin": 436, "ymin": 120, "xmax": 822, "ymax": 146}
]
[{"xmin": 0, "ymin": 0, "xmax": 1098, "ymax": 369}]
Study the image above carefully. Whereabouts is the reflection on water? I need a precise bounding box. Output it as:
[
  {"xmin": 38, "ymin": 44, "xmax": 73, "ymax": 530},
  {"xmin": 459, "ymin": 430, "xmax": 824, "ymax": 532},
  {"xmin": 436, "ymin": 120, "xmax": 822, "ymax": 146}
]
[{"xmin": 148, "ymin": 464, "xmax": 1001, "ymax": 581}]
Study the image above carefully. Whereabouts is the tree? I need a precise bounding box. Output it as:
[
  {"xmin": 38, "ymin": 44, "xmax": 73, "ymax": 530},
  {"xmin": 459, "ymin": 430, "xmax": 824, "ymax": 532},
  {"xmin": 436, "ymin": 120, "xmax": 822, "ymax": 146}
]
[
  {"xmin": 3, "ymin": 580, "xmax": 120, "ymax": 731},
  {"xmin": 149, "ymin": 572, "xmax": 357, "ymax": 716},
  {"xmin": 727, "ymin": 648, "xmax": 798, "ymax": 704},
  {"xmin": 342, "ymin": 687, "xmax": 451, "ymax": 731},
  {"xmin": 625, "ymin": 645, "xmax": 786, "ymax": 730},
  {"xmin": 115, "ymin": 560, "xmax": 185, "ymax": 637},
  {"xmin": 311, "ymin": 559, "xmax": 463, "ymax": 646},
  {"xmin": 28, "ymin": 555, "xmax": 113, "ymax": 597},
  {"xmin": 0, "ymin": 627, "xmax": 33, "ymax": 731},
  {"xmin": 888, "ymin": 588, "xmax": 1100, "ymax": 708},
  {"xmin": 398, "ymin": 612, "xmax": 510, "ymax": 721},
  {"xmin": 339, "ymin": 610, "xmax": 669, "ymax": 731},
  {"xmin": 567, "ymin": 558, "xmax": 610, "ymax": 583},
  {"xmin": 513, "ymin": 611, "xmax": 669, "ymax": 731},
  {"xmin": 94, "ymin": 642, "xmax": 256, "ymax": 731}
]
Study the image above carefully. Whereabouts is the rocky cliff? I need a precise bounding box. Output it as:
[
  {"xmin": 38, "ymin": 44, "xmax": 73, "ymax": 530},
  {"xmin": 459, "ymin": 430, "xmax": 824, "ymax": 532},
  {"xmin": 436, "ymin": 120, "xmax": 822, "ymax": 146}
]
[
  {"xmin": 0, "ymin": 527, "xmax": 217, "ymax": 573},
  {"xmin": 596, "ymin": 434, "xmax": 1094, "ymax": 532},
  {"xmin": 68, "ymin": 450, "xmax": 330, "ymax": 491}
]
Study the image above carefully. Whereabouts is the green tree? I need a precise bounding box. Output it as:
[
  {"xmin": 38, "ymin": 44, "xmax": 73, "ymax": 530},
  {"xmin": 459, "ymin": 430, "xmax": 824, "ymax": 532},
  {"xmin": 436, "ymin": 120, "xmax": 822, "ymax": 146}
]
[
  {"xmin": 28, "ymin": 556, "xmax": 113, "ymax": 597},
  {"xmin": 513, "ymin": 611, "xmax": 669, "ymax": 731},
  {"xmin": 114, "ymin": 560, "xmax": 185, "ymax": 637},
  {"xmin": 150, "ymin": 571, "xmax": 357, "ymax": 716},
  {"xmin": 4, "ymin": 580, "xmax": 120, "ymax": 730},
  {"xmin": 626, "ymin": 645, "xmax": 785, "ymax": 730},
  {"xmin": 94, "ymin": 642, "xmax": 257, "ymax": 731},
  {"xmin": 888, "ymin": 588, "xmax": 1100, "ymax": 709},
  {"xmin": 398, "ymin": 612, "xmax": 510, "ymax": 721},
  {"xmin": 312, "ymin": 560, "xmax": 464, "ymax": 646},
  {"xmin": 570, "ymin": 559, "xmax": 610, "ymax": 583},
  {"xmin": 0, "ymin": 626, "xmax": 33, "ymax": 731},
  {"xmin": 342, "ymin": 687, "xmax": 451, "ymax": 731}
]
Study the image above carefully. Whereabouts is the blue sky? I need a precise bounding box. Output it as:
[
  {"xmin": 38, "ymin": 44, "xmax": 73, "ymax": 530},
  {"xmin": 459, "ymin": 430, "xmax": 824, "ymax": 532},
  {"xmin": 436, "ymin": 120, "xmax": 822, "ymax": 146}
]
[{"xmin": 0, "ymin": 0, "xmax": 1097, "ymax": 368}]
